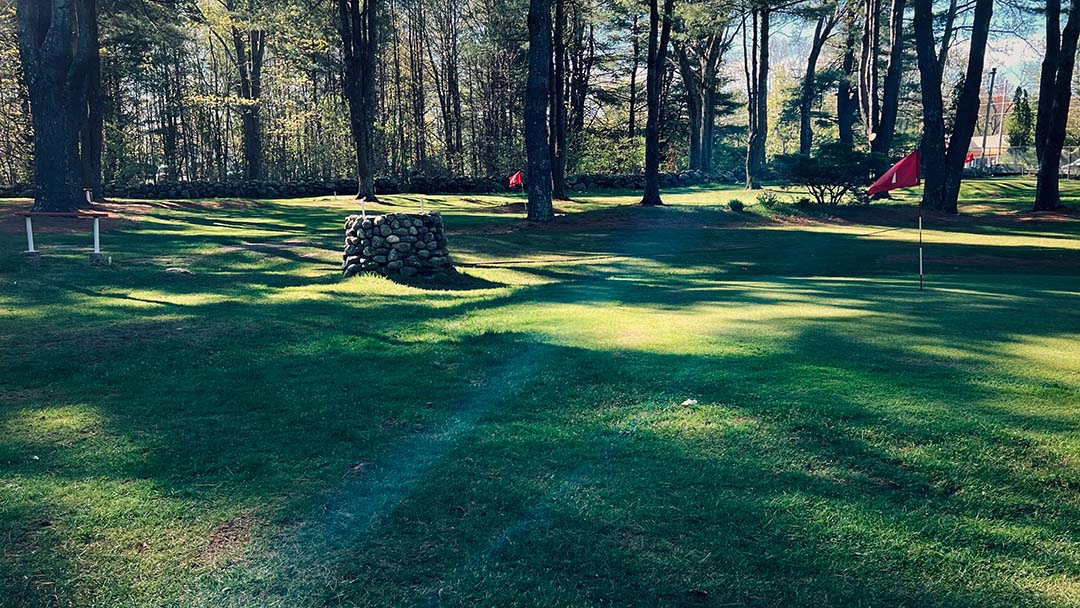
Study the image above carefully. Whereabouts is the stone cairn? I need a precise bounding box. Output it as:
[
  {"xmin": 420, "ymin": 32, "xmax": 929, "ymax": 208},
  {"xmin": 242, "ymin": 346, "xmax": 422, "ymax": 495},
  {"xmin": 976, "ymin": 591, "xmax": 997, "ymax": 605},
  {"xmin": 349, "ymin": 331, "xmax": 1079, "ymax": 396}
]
[{"xmin": 342, "ymin": 212, "xmax": 455, "ymax": 278}]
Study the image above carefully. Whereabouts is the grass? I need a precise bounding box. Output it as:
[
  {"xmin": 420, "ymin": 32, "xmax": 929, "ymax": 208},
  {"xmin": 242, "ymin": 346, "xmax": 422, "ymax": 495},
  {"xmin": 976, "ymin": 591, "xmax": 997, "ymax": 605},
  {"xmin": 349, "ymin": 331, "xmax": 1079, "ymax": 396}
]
[{"xmin": 0, "ymin": 177, "xmax": 1078, "ymax": 607}]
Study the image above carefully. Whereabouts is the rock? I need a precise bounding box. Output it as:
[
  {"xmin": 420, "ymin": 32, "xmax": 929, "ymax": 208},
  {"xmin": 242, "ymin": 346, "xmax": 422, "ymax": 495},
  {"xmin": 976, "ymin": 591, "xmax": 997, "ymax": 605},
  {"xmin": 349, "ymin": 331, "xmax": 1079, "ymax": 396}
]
[{"xmin": 342, "ymin": 212, "xmax": 454, "ymax": 279}]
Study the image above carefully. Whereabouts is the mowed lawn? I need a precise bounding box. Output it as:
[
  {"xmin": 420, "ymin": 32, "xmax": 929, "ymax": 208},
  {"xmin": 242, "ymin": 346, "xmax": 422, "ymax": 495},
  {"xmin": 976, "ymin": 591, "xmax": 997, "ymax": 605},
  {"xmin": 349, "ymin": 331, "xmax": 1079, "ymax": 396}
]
[{"xmin": 1, "ymin": 178, "xmax": 1078, "ymax": 607}]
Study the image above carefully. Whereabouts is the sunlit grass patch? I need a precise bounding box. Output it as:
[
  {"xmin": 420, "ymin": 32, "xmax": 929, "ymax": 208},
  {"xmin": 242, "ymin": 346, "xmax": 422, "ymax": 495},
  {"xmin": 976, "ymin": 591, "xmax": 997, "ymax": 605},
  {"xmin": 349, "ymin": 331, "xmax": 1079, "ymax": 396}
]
[{"xmin": 0, "ymin": 178, "xmax": 1078, "ymax": 607}]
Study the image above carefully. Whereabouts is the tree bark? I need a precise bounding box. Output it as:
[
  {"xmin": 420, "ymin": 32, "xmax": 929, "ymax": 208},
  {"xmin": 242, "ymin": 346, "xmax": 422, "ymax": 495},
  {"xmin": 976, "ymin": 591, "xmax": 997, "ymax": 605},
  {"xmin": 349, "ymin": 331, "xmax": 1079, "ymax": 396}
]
[
  {"xmin": 859, "ymin": 0, "xmax": 881, "ymax": 147},
  {"xmin": 640, "ymin": 0, "xmax": 675, "ymax": 206},
  {"xmin": 837, "ymin": 13, "xmax": 857, "ymax": 148},
  {"xmin": 338, "ymin": 0, "xmax": 379, "ymax": 201},
  {"xmin": 628, "ymin": 14, "xmax": 640, "ymax": 138},
  {"xmin": 799, "ymin": 11, "xmax": 836, "ymax": 155},
  {"xmin": 1034, "ymin": 0, "xmax": 1080, "ymax": 211},
  {"xmin": 675, "ymin": 46, "xmax": 702, "ymax": 171},
  {"xmin": 913, "ymin": 0, "xmax": 993, "ymax": 213},
  {"xmin": 79, "ymin": 0, "xmax": 103, "ymax": 201},
  {"xmin": 525, "ymin": 0, "xmax": 554, "ymax": 221},
  {"xmin": 550, "ymin": 0, "xmax": 569, "ymax": 200},
  {"xmin": 874, "ymin": 0, "xmax": 906, "ymax": 156},
  {"xmin": 17, "ymin": 0, "xmax": 91, "ymax": 212},
  {"xmin": 744, "ymin": 8, "xmax": 769, "ymax": 190}
]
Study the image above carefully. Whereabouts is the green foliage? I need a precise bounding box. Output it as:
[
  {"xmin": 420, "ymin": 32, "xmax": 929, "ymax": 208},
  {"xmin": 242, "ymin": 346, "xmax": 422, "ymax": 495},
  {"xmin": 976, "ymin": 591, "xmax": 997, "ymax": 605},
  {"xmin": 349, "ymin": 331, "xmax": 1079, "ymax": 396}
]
[
  {"xmin": 756, "ymin": 190, "xmax": 782, "ymax": 208},
  {"xmin": 774, "ymin": 143, "xmax": 880, "ymax": 205},
  {"xmin": 1006, "ymin": 87, "xmax": 1034, "ymax": 147},
  {"xmin": 573, "ymin": 132, "xmax": 645, "ymax": 175},
  {"xmin": 728, "ymin": 198, "xmax": 745, "ymax": 212}
]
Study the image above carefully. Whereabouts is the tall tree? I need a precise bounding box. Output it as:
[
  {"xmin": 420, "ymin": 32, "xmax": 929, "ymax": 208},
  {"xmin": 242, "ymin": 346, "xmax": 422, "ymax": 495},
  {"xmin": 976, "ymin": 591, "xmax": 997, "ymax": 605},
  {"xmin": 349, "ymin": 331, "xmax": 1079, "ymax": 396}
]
[
  {"xmin": 80, "ymin": 0, "xmax": 103, "ymax": 201},
  {"xmin": 836, "ymin": 4, "xmax": 858, "ymax": 148},
  {"xmin": 16, "ymin": 0, "xmax": 96, "ymax": 211},
  {"xmin": 796, "ymin": 1, "xmax": 838, "ymax": 154},
  {"xmin": 640, "ymin": 0, "xmax": 676, "ymax": 205},
  {"xmin": 1034, "ymin": 0, "xmax": 1080, "ymax": 211},
  {"xmin": 1006, "ymin": 86, "xmax": 1033, "ymax": 147},
  {"xmin": 525, "ymin": 0, "xmax": 554, "ymax": 221},
  {"xmin": 912, "ymin": 0, "xmax": 992, "ymax": 213},
  {"xmin": 673, "ymin": 0, "xmax": 736, "ymax": 173},
  {"xmin": 858, "ymin": 0, "xmax": 906, "ymax": 157},
  {"xmin": 338, "ymin": 0, "xmax": 380, "ymax": 201},
  {"xmin": 550, "ymin": 0, "xmax": 569, "ymax": 200},
  {"xmin": 743, "ymin": 4, "xmax": 770, "ymax": 189},
  {"xmin": 206, "ymin": 0, "xmax": 268, "ymax": 181}
]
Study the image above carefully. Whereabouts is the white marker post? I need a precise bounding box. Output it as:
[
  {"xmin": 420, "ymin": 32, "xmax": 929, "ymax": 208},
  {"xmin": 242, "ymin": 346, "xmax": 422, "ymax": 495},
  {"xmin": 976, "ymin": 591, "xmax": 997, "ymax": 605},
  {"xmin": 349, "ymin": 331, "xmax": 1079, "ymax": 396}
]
[
  {"xmin": 93, "ymin": 217, "xmax": 101, "ymax": 254},
  {"xmin": 24, "ymin": 216, "xmax": 35, "ymax": 253},
  {"xmin": 918, "ymin": 200, "xmax": 924, "ymax": 291}
]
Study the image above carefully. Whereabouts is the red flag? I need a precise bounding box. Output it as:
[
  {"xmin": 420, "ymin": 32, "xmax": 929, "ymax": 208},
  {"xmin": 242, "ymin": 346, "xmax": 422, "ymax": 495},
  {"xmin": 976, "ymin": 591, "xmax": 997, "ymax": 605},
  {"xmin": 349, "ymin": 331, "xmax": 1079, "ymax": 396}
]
[
  {"xmin": 964, "ymin": 152, "xmax": 975, "ymax": 164},
  {"xmin": 508, "ymin": 171, "xmax": 523, "ymax": 188},
  {"xmin": 868, "ymin": 150, "xmax": 920, "ymax": 195}
]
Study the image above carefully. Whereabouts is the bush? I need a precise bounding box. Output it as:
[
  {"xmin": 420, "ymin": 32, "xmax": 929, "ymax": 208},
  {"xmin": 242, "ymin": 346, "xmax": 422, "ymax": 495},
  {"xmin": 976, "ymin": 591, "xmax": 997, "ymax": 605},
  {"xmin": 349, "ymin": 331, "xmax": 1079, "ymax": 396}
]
[
  {"xmin": 774, "ymin": 143, "xmax": 882, "ymax": 205},
  {"xmin": 728, "ymin": 199, "xmax": 746, "ymax": 213},
  {"xmin": 756, "ymin": 191, "xmax": 782, "ymax": 209}
]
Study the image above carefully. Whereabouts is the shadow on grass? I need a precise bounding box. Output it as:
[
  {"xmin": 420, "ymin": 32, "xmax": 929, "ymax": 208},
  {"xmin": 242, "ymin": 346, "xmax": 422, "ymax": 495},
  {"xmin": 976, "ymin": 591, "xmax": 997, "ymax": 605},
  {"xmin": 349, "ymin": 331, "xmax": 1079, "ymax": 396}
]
[{"xmin": 1, "ymin": 189, "xmax": 1078, "ymax": 607}]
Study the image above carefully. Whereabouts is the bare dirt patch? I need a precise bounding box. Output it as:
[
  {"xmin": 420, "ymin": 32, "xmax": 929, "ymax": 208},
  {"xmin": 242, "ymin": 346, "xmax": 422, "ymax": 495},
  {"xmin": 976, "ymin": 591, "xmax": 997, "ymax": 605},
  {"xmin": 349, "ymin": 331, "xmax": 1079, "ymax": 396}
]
[{"xmin": 198, "ymin": 513, "xmax": 255, "ymax": 567}]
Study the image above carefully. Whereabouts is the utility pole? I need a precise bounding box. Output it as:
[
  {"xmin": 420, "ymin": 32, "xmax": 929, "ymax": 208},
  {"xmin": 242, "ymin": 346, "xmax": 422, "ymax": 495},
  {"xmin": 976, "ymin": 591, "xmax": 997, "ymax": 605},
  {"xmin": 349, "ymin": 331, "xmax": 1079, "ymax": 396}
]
[{"xmin": 980, "ymin": 67, "xmax": 997, "ymax": 173}]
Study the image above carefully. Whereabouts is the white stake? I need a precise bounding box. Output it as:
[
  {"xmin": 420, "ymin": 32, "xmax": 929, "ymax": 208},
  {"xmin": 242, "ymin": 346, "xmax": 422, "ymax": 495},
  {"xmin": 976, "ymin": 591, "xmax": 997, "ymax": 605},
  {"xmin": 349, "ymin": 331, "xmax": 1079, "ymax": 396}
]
[
  {"xmin": 25, "ymin": 216, "xmax": 35, "ymax": 253},
  {"xmin": 918, "ymin": 202, "xmax": 924, "ymax": 291},
  {"xmin": 93, "ymin": 217, "xmax": 101, "ymax": 253}
]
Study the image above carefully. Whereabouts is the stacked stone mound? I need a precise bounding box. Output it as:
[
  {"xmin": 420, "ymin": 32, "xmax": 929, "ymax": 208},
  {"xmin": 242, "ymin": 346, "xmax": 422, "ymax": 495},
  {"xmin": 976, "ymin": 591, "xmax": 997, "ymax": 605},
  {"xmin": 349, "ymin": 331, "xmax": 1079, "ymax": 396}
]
[{"xmin": 342, "ymin": 213, "xmax": 455, "ymax": 278}]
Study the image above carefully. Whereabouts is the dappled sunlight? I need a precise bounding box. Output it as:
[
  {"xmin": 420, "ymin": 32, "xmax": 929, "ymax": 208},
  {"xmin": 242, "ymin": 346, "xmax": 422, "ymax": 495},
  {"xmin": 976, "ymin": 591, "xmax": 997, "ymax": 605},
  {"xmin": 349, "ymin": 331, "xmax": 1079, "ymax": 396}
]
[{"xmin": 1, "ymin": 182, "xmax": 1078, "ymax": 606}]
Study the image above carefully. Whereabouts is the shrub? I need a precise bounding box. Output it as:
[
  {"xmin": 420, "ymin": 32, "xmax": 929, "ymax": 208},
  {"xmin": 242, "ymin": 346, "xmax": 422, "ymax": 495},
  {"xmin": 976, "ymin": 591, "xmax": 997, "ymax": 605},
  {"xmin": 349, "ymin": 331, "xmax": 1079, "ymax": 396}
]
[
  {"xmin": 728, "ymin": 199, "xmax": 746, "ymax": 213},
  {"xmin": 795, "ymin": 197, "xmax": 812, "ymax": 207},
  {"xmin": 756, "ymin": 191, "xmax": 782, "ymax": 209},
  {"xmin": 774, "ymin": 143, "xmax": 882, "ymax": 205}
]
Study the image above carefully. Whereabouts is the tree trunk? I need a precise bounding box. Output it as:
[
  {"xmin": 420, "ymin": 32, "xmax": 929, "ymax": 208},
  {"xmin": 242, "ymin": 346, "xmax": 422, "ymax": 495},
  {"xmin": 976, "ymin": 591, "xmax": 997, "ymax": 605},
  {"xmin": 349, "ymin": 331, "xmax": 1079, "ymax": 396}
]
[
  {"xmin": 628, "ymin": 14, "xmax": 639, "ymax": 138},
  {"xmin": 837, "ymin": 14, "xmax": 857, "ymax": 148},
  {"xmin": 799, "ymin": 12, "xmax": 835, "ymax": 155},
  {"xmin": 912, "ymin": 0, "xmax": 946, "ymax": 210},
  {"xmin": 525, "ymin": 0, "xmax": 554, "ymax": 221},
  {"xmin": 913, "ymin": 0, "xmax": 992, "ymax": 213},
  {"xmin": 640, "ymin": 0, "xmax": 675, "ymax": 206},
  {"xmin": 338, "ymin": 0, "xmax": 379, "ymax": 201},
  {"xmin": 1034, "ymin": 0, "xmax": 1080, "ymax": 211},
  {"xmin": 550, "ymin": 0, "xmax": 569, "ymax": 200},
  {"xmin": 940, "ymin": 0, "xmax": 992, "ymax": 210},
  {"xmin": 1035, "ymin": 1, "xmax": 1061, "ymax": 164},
  {"xmin": 80, "ymin": 0, "xmax": 103, "ymax": 201},
  {"xmin": 675, "ymin": 46, "xmax": 702, "ymax": 171},
  {"xmin": 745, "ymin": 9, "xmax": 769, "ymax": 190},
  {"xmin": 859, "ymin": 0, "xmax": 881, "ymax": 148},
  {"xmin": 874, "ymin": 0, "xmax": 906, "ymax": 156},
  {"xmin": 17, "ymin": 0, "xmax": 91, "ymax": 212}
]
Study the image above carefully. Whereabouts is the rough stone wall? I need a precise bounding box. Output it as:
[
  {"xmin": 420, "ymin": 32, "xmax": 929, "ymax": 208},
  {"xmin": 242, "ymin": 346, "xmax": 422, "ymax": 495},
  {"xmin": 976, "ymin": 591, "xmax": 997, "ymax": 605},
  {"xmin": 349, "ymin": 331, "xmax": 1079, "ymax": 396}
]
[{"xmin": 342, "ymin": 213, "xmax": 454, "ymax": 278}]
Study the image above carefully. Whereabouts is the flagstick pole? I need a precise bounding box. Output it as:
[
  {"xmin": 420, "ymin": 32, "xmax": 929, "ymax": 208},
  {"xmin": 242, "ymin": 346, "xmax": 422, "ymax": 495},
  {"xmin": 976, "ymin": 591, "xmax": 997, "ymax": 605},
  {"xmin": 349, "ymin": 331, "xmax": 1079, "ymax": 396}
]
[{"xmin": 918, "ymin": 199, "xmax": 924, "ymax": 291}]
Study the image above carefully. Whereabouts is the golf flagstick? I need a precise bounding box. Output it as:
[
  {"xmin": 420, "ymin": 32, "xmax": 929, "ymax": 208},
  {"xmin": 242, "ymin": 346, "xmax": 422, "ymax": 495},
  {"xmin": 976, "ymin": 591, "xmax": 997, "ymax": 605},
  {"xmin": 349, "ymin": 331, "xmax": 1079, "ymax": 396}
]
[
  {"xmin": 918, "ymin": 199, "xmax": 923, "ymax": 291},
  {"xmin": 867, "ymin": 150, "xmax": 922, "ymax": 291}
]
